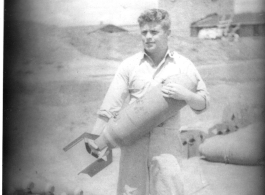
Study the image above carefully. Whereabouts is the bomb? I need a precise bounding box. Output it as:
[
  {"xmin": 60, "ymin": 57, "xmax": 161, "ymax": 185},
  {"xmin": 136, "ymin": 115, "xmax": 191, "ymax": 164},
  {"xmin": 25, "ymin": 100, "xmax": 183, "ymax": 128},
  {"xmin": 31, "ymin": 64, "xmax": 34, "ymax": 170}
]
[{"xmin": 95, "ymin": 74, "xmax": 197, "ymax": 150}]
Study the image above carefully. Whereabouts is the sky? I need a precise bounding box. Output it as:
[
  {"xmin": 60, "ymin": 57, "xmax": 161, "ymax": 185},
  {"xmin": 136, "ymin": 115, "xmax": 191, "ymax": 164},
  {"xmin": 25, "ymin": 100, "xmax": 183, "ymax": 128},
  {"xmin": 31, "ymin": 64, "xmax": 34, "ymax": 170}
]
[
  {"xmin": 235, "ymin": 0, "xmax": 265, "ymax": 13},
  {"xmin": 11, "ymin": 0, "xmax": 158, "ymax": 26},
  {"xmin": 7, "ymin": 0, "xmax": 265, "ymax": 26}
]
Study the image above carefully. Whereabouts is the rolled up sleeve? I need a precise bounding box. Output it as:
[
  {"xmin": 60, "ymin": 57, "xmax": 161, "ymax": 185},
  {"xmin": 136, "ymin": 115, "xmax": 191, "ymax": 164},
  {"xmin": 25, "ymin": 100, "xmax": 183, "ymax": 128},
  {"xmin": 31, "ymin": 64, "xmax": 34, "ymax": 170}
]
[
  {"xmin": 187, "ymin": 63, "xmax": 210, "ymax": 114},
  {"xmin": 98, "ymin": 62, "xmax": 130, "ymax": 119}
]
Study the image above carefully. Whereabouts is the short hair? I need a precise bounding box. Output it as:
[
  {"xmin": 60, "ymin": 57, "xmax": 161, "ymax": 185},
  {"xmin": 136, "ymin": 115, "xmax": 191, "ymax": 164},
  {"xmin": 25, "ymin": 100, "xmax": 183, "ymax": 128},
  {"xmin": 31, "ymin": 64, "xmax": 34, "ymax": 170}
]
[{"xmin": 137, "ymin": 9, "xmax": 171, "ymax": 31}]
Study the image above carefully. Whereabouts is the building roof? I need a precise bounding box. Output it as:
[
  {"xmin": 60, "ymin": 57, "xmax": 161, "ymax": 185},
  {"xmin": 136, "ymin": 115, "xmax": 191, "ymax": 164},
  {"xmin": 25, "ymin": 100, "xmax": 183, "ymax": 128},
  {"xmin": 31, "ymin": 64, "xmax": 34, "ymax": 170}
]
[
  {"xmin": 191, "ymin": 12, "xmax": 265, "ymax": 27},
  {"xmin": 100, "ymin": 24, "xmax": 127, "ymax": 33}
]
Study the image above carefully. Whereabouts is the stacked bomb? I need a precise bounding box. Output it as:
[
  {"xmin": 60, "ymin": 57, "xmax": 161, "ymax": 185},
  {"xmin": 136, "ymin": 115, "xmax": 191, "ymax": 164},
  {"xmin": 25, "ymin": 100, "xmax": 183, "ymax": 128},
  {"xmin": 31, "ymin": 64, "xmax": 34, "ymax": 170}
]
[
  {"xmin": 6, "ymin": 180, "xmax": 83, "ymax": 195},
  {"xmin": 6, "ymin": 180, "xmax": 55, "ymax": 195},
  {"xmin": 60, "ymin": 188, "xmax": 83, "ymax": 195}
]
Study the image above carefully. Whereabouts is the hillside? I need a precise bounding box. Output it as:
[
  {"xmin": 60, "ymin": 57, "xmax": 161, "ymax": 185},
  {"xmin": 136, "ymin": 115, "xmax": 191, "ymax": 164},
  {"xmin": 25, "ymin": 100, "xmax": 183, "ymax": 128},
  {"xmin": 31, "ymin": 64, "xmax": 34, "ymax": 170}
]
[
  {"xmin": 5, "ymin": 20, "xmax": 265, "ymax": 67},
  {"xmin": 63, "ymin": 24, "xmax": 265, "ymax": 64}
]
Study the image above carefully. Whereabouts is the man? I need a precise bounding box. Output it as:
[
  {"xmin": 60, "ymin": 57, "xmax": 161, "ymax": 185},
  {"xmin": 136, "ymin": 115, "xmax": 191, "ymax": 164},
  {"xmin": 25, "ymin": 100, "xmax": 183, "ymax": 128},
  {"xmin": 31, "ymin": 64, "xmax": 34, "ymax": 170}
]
[{"xmin": 89, "ymin": 9, "xmax": 209, "ymax": 195}]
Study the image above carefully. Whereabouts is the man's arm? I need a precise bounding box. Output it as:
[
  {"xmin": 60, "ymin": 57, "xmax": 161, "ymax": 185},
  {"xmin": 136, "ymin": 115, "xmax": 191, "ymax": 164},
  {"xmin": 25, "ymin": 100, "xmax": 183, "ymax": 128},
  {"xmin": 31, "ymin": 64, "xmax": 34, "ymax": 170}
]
[
  {"xmin": 88, "ymin": 63, "xmax": 130, "ymax": 152},
  {"xmin": 91, "ymin": 115, "xmax": 109, "ymax": 135},
  {"xmin": 161, "ymin": 62, "xmax": 209, "ymax": 113},
  {"xmin": 186, "ymin": 90, "xmax": 207, "ymax": 111},
  {"xmin": 91, "ymin": 62, "xmax": 130, "ymax": 135}
]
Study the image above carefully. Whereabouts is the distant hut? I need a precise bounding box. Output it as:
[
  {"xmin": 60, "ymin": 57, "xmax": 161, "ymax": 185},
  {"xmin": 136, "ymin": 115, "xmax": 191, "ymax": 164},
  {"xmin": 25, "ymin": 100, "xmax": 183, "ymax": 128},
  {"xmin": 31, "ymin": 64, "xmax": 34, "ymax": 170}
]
[
  {"xmin": 191, "ymin": 12, "xmax": 265, "ymax": 37},
  {"xmin": 100, "ymin": 24, "xmax": 127, "ymax": 33}
]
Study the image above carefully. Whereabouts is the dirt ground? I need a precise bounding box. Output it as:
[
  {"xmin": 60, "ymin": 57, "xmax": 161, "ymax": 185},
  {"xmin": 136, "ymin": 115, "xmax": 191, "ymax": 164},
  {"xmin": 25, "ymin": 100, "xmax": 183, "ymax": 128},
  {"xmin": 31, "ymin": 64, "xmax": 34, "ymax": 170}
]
[{"xmin": 3, "ymin": 22, "xmax": 265, "ymax": 195}]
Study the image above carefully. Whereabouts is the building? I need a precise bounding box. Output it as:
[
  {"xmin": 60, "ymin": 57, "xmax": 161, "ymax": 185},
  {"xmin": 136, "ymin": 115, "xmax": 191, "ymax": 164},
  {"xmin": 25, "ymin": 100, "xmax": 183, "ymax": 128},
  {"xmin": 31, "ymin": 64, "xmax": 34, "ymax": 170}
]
[
  {"xmin": 159, "ymin": 0, "xmax": 265, "ymax": 37},
  {"xmin": 159, "ymin": 0, "xmax": 234, "ymax": 36},
  {"xmin": 190, "ymin": 12, "xmax": 265, "ymax": 37}
]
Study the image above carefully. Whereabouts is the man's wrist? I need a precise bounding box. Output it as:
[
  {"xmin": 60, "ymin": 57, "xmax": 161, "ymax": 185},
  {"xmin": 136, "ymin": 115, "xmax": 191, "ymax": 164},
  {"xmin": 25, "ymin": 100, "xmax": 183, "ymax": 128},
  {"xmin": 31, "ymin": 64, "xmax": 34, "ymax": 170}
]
[{"xmin": 184, "ymin": 90, "xmax": 193, "ymax": 104}]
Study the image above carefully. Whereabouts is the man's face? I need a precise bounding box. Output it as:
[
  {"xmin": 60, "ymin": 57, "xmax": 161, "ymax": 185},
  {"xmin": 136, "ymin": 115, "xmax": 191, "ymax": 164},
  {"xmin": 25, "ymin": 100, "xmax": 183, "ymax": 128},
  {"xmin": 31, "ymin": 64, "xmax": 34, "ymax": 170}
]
[{"xmin": 140, "ymin": 22, "xmax": 170, "ymax": 55}]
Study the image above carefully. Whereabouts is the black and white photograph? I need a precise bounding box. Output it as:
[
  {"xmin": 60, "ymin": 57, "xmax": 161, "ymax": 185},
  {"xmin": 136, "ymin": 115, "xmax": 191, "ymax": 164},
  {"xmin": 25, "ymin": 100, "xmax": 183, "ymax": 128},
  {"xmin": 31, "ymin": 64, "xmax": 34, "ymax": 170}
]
[{"xmin": 3, "ymin": 0, "xmax": 265, "ymax": 194}]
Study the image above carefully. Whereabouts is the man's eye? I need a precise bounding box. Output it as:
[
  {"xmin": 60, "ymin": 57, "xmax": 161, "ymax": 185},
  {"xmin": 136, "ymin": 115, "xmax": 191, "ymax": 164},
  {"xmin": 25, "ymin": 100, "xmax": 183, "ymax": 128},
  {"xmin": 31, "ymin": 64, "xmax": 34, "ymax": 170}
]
[
  {"xmin": 141, "ymin": 31, "xmax": 147, "ymax": 35},
  {"xmin": 151, "ymin": 31, "xmax": 158, "ymax": 35}
]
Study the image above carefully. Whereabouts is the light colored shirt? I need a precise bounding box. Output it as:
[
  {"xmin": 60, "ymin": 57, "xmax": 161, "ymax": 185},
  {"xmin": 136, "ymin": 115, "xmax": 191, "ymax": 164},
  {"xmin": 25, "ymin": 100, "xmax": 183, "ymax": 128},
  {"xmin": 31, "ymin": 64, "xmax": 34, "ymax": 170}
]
[{"xmin": 96, "ymin": 50, "xmax": 209, "ymax": 131}]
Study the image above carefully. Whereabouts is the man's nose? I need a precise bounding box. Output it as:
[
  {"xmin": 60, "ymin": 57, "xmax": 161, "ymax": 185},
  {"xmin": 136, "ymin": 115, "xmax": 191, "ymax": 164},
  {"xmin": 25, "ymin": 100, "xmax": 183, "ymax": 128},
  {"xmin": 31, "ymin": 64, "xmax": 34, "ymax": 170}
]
[{"xmin": 146, "ymin": 32, "xmax": 152, "ymax": 39}]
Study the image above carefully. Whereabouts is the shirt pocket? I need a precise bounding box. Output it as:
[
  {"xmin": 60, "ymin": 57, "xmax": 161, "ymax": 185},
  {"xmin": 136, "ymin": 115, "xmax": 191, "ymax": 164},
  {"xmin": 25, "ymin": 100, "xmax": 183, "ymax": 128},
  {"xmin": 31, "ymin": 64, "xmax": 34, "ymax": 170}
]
[{"xmin": 129, "ymin": 76, "xmax": 148, "ymax": 93}]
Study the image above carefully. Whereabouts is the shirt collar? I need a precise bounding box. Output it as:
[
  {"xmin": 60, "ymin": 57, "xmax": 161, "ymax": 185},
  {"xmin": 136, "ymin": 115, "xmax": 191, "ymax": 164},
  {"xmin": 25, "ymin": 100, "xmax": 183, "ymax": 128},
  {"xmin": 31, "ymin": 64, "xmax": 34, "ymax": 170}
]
[{"xmin": 139, "ymin": 49, "xmax": 174, "ymax": 64}]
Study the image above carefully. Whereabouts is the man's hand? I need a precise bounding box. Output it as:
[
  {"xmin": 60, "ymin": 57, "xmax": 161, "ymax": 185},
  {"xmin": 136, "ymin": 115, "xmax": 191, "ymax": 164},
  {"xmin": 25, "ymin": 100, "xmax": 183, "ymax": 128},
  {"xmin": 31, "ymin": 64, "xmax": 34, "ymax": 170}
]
[
  {"xmin": 87, "ymin": 139, "xmax": 99, "ymax": 150},
  {"xmin": 161, "ymin": 83, "xmax": 192, "ymax": 101},
  {"xmin": 162, "ymin": 82, "xmax": 207, "ymax": 111},
  {"xmin": 85, "ymin": 139, "xmax": 100, "ymax": 158},
  {"xmin": 85, "ymin": 138, "xmax": 109, "ymax": 160}
]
